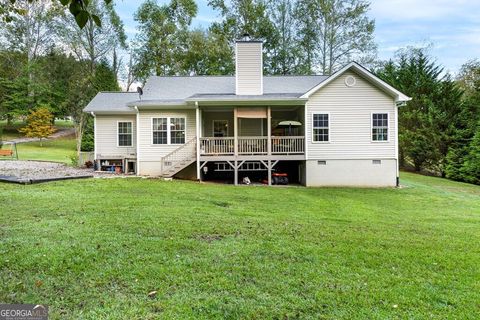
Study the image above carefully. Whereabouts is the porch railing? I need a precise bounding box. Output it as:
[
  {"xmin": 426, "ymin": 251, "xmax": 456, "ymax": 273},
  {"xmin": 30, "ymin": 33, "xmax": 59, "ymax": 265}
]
[
  {"xmin": 200, "ymin": 137, "xmax": 234, "ymax": 155},
  {"xmin": 200, "ymin": 136, "xmax": 304, "ymax": 156},
  {"xmin": 271, "ymin": 136, "xmax": 305, "ymax": 154},
  {"xmin": 238, "ymin": 136, "xmax": 268, "ymax": 155}
]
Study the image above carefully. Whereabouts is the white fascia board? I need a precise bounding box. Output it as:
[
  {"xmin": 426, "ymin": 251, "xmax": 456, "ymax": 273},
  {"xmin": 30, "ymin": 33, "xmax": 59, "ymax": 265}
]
[{"xmin": 300, "ymin": 62, "xmax": 412, "ymax": 103}]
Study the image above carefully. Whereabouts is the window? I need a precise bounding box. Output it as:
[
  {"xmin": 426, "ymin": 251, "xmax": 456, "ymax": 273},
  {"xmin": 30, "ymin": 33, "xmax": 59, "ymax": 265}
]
[
  {"xmin": 372, "ymin": 160, "xmax": 382, "ymax": 165},
  {"xmin": 152, "ymin": 117, "xmax": 186, "ymax": 145},
  {"xmin": 318, "ymin": 160, "xmax": 327, "ymax": 165},
  {"xmin": 118, "ymin": 122, "xmax": 132, "ymax": 146},
  {"xmin": 170, "ymin": 118, "xmax": 185, "ymax": 144},
  {"xmin": 213, "ymin": 120, "xmax": 228, "ymax": 137},
  {"xmin": 313, "ymin": 113, "xmax": 329, "ymax": 142},
  {"xmin": 372, "ymin": 113, "xmax": 388, "ymax": 141}
]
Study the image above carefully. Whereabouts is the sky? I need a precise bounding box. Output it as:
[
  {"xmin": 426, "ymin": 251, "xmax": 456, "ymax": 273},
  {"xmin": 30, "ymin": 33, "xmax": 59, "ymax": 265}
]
[{"xmin": 115, "ymin": 0, "xmax": 480, "ymax": 74}]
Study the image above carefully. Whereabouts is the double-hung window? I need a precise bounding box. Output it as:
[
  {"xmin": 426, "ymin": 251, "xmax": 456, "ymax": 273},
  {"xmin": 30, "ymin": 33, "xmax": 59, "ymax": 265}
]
[
  {"xmin": 118, "ymin": 122, "xmax": 132, "ymax": 147},
  {"xmin": 170, "ymin": 118, "xmax": 186, "ymax": 144},
  {"xmin": 313, "ymin": 113, "xmax": 329, "ymax": 142},
  {"xmin": 152, "ymin": 117, "xmax": 185, "ymax": 145},
  {"xmin": 372, "ymin": 113, "xmax": 388, "ymax": 141}
]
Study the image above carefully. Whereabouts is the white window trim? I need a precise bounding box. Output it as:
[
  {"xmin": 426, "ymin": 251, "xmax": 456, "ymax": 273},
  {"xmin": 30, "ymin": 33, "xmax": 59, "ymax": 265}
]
[
  {"xmin": 212, "ymin": 119, "xmax": 229, "ymax": 137},
  {"xmin": 117, "ymin": 121, "xmax": 133, "ymax": 147},
  {"xmin": 371, "ymin": 112, "xmax": 389, "ymax": 143},
  {"xmin": 311, "ymin": 112, "xmax": 331, "ymax": 144},
  {"xmin": 151, "ymin": 116, "xmax": 187, "ymax": 146}
]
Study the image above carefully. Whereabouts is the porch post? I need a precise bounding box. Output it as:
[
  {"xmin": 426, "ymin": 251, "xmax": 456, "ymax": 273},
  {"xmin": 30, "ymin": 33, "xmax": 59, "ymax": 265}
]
[
  {"xmin": 234, "ymin": 107, "xmax": 238, "ymax": 156},
  {"xmin": 267, "ymin": 160, "xmax": 272, "ymax": 186},
  {"xmin": 195, "ymin": 102, "xmax": 201, "ymax": 181},
  {"xmin": 234, "ymin": 160, "xmax": 238, "ymax": 186},
  {"xmin": 267, "ymin": 106, "xmax": 271, "ymax": 156}
]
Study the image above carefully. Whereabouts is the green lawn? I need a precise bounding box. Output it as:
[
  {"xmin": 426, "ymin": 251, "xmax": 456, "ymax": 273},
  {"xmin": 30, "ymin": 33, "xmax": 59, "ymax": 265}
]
[
  {"xmin": 12, "ymin": 137, "xmax": 77, "ymax": 164},
  {"xmin": 0, "ymin": 173, "xmax": 479, "ymax": 319},
  {"xmin": 0, "ymin": 119, "xmax": 74, "ymax": 141}
]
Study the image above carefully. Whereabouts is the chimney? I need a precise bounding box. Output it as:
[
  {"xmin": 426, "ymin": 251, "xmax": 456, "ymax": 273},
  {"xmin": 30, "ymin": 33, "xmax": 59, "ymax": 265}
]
[{"xmin": 235, "ymin": 34, "xmax": 263, "ymax": 95}]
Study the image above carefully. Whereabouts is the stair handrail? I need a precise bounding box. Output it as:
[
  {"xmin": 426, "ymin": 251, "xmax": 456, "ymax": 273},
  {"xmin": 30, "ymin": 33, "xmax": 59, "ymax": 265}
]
[{"xmin": 161, "ymin": 137, "xmax": 197, "ymax": 173}]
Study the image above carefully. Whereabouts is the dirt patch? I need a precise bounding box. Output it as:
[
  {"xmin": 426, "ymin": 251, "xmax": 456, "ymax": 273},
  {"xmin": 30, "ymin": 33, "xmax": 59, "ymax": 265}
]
[
  {"xmin": 0, "ymin": 160, "xmax": 94, "ymax": 184},
  {"xmin": 195, "ymin": 234, "xmax": 225, "ymax": 243}
]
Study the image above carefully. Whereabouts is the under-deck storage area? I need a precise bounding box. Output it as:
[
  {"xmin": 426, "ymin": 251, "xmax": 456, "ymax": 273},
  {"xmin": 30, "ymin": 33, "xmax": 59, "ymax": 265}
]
[{"xmin": 200, "ymin": 160, "xmax": 303, "ymax": 185}]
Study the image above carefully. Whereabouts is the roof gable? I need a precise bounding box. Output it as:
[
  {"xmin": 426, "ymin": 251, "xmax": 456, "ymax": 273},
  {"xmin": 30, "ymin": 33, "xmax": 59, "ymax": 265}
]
[{"xmin": 300, "ymin": 62, "xmax": 411, "ymax": 102}]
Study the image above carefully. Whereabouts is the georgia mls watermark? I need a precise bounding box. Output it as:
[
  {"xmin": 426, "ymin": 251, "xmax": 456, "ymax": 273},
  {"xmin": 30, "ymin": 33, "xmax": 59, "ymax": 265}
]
[{"xmin": 0, "ymin": 305, "xmax": 48, "ymax": 320}]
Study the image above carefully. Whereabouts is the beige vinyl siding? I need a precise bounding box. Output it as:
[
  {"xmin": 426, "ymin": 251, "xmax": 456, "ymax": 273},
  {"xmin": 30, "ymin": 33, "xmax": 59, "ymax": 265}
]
[
  {"xmin": 95, "ymin": 115, "xmax": 136, "ymax": 158},
  {"xmin": 138, "ymin": 109, "xmax": 196, "ymax": 162},
  {"xmin": 306, "ymin": 71, "xmax": 397, "ymax": 160},
  {"xmin": 236, "ymin": 42, "xmax": 263, "ymax": 95},
  {"xmin": 239, "ymin": 118, "xmax": 265, "ymax": 136}
]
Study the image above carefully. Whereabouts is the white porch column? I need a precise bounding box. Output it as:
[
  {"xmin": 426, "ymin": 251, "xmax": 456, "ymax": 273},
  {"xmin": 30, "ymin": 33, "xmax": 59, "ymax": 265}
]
[
  {"xmin": 195, "ymin": 102, "xmax": 201, "ymax": 181},
  {"xmin": 267, "ymin": 106, "xmax": 271, "ymax": 156},
  {"xmin": 234, "ymin": 107, "xmax": 238, "ymax": 156}
]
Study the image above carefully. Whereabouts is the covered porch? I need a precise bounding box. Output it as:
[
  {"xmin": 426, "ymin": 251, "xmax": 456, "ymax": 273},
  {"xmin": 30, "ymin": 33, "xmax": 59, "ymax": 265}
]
[
  {"xmin": 198, "ymin": 106, "xmax": 305, "ymax": 156},
  {"xmin": 195, "ymin": 105, "xmax": 306, "ymax": 185}
]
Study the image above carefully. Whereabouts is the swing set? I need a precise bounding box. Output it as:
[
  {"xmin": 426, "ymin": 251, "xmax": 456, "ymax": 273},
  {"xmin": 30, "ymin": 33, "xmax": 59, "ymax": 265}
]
[{"xmin": 0, "ymin": 141, "xmax": 18, "ymax": 160}]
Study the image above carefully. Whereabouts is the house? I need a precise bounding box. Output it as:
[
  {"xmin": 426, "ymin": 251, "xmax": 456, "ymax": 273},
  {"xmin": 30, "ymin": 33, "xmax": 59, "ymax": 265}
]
[{"xmin": 84, "ymin": 36, "xmax": 410, "ymax": 187}]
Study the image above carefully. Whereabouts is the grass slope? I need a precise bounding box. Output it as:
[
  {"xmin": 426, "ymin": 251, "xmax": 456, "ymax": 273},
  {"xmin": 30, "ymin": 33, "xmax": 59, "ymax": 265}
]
[
  {"xmin": 14, "ymin": 137, "xmax": 76, "ymax": 164},
  {"xmin": 0, "ymin": 173, "xmax": 479, "ymax": 319}
]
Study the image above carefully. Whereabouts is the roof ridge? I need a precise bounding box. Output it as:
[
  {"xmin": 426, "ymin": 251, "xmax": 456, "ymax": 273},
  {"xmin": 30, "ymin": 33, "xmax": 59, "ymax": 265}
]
[
  {"xmin": 148, "ymin": 75, "xmax": 327, "ymax": 79},
  {"xmin": 98, "ymin": 91, "xmax": 138, "ymax": 93}
]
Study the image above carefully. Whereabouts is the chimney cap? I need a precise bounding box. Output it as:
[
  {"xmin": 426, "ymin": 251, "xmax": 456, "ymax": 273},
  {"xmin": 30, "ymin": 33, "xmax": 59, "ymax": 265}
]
[{"xmin": 236, "ymin": 33, "xmax": 263, "ymax": 43}]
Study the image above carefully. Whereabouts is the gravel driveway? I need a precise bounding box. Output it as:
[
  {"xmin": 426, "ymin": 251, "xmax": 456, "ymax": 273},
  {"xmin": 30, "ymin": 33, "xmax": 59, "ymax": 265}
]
[{"xmin": 0, "ymin": 160, "xmax": 95, "ymax": 182}]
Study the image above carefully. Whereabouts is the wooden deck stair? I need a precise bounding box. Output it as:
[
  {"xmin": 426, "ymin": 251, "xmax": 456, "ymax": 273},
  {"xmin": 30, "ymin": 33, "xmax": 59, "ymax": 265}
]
[{"xmin": 161, "ymin": 137, "xmax": 197, "ymax": 178}]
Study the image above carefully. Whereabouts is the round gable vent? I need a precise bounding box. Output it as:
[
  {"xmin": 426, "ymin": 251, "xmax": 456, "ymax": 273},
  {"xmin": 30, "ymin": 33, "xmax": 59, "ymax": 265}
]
[{"xmin": 345, "ymin": 75, "xmax": 356, "ymax": 87}]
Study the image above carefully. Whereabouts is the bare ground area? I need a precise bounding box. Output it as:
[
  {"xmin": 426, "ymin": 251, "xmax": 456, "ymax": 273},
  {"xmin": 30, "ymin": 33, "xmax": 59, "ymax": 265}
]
[{"xmin": 0, "ymin": 160, "xmax": 94, "ymax": 181}]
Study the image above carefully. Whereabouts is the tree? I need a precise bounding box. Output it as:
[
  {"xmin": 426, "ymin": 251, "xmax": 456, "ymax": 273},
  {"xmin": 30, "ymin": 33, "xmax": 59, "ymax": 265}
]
[
  {"xmin": 296, "ymin": 0, "xmax": 377, "ymax": 75},
  {"xmin": 133, "ymin": 0, "xmax": 198, "ymax": 80},
  {"xmin": 460, "ymin": 125, "xmax": 480, "ymax": 184},
  {"xmin": 445, "ymin": 60, "xmax": 480, "ymax": 182},
  {"xmin": 208, "ymin": 0, "xmax": 276, "ymax": 74},
  {"xmin": 57, "ymin": 0, "xmax": 127, "ymax": 74},
  {"xmin": 267, "ymin": 0, "xmax": 301, "ymax": 75},
  {"xmin": 1, "ymin": 0, "xmax": 112, "ymax": 29},
  {"xmin": 376, "ymin": 47, "xmax": 465, "ymax": 174},
  {"xmin": 19, "ymin": 106, "xmax": 56, "ymax": 146}
]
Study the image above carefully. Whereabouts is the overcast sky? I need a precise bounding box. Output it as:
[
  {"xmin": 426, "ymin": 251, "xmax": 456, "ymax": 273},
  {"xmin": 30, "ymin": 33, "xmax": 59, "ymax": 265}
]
[{"xmin": 115, "ymin": 0, "xmax": 480, "ymax": 74}]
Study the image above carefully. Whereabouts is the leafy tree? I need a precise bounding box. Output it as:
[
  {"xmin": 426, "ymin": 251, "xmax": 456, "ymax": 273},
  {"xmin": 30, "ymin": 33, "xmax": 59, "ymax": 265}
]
[
  {"xmin": 57, "ymin": 0, "xmax": 127, "ymax": 74},
  {"xmin": 1, "ymin": 0, "xmax": 112, "ymax": 29},
  {"xmin": 295, "ymin": 0, "xmax": 376, "ymax": 74},
  {"xmin": 19, "ymin": 106, "xmax": 56, "ymax": 146},
  {"xmin": 267, "ymin": 0, "xmax": 301, "ymax": 75},
  {"xmin": 208, "ymin": 0, "xmax": 276, "ymax": 74},
  {"xmin": 133, "ymin": 0, "xmax": 198, "ymax": 80}
]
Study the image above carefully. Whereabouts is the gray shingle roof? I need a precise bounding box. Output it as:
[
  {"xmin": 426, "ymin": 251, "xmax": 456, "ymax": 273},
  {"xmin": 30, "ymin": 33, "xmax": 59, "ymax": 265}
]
[
  {"xmin": 84, "ymin": 75, "xmax": 328, "ymax": 113},
  {"xmin": 84, "ymin": 92, "xmax": 138, "ymax": 113},
  {"xmin": 142, "ymin": 75, "xmax": 327, "ymax": 100}
]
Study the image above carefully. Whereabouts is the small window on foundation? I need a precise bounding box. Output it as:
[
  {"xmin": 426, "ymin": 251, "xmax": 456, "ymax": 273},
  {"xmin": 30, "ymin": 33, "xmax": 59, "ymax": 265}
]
[
  {"xmin": 318, "ymin": 160, "xmax": 327, "ymax": 165},
  {"xmin": 372, "ymin": 160, "xmax": 382, "ymax": 165}
]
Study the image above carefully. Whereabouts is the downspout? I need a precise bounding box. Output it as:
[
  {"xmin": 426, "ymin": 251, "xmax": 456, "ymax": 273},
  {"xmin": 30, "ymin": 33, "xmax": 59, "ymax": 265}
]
[
  {"xmin": 91, "ymin": 112, "xmax": 96, "ymax": 169},
  {"xmin": 195, "ymin": 102, "xmax": 201, "ymax": 181},
  {"xmin": 394, "ymin": 101, "xmax": 400, "ymax": 187},
  {"xmin": 134, "ymin": 106, "xmax": 140, "ymax": 176}
]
